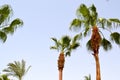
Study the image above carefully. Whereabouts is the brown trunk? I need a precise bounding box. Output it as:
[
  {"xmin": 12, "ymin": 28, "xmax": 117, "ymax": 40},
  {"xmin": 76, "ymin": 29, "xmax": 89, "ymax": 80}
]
[
  {"xmin": 59, "ymin": 69, "xmax": 62, "ymax": 80},
  {"xmin": 93, "ymin": 53, "xmax": 101, "ymax": 80},
  {"xmin": 58, "ymin": 53, "xmax": 65, "ymax": 80}
]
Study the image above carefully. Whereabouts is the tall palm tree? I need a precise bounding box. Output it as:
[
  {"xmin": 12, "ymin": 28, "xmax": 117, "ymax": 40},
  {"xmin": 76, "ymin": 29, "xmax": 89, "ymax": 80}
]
[
  {"xmin": 50, "ymin": 35, "xmax": 80, "ymax": 80},
  {"xmin": 70, "ymin": 4, "xmax": 120, "ymax": 80},
  {"xmin": 3, "ymin": 60, "xmax": 31, "ymax": 80},
  {"xmin": 0, "ymin": 4, "xmax": 23, "ymax": 43},
  {"xmin": 0, "ymin": 74, "xmax": 10, "ymax": 80}
]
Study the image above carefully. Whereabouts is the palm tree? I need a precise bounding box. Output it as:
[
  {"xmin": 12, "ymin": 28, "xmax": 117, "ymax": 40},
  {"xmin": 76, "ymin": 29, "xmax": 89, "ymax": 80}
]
[
  {"xmin": 50, "ymin": 35, "xmax": 80, "ymax": 80},
  {"xmin": 0, "ymin": 4, "xmax": 23, "ymax": 43},
  {"xmin": 0, "ymin": 74, "xmax": 10, "ymax": 80},
  {"xmin": 84, "ymin": 74, "xmax": 91, "ymax": 80},
  {"xmin": 3, "ymin": 60, "xmax": 31, "ymax": 80},
  {"xmin": 70, "ymin": 4, "xmax": 120, "ymax": 80}
]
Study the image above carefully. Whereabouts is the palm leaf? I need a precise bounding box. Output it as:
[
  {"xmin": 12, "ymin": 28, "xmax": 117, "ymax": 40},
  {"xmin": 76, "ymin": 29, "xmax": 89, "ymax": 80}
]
[
  {"xmin": 71, "ymin": 43, "xmax": 80, "ymax": 49},
  {"xmin": 70, "ymin": 19, "xmax": 82, "ymax": 30},
  {"xmin": 0, "ymin": 31, "xmax": 7, "ymax": 42},
  {"xmin": 50, "ymin": 37, "xmax": 59, "ymax": 50},
  {"xmin": 101, "ymin": 38, "xmax": 112, "ymax": 51},
  {"xmin": 0, "ymin": 4, "xmax": 12, "ymax": 25},
  {"xmin": 2, "ymin": 18, "xmax": 23, "ymax": 34},
  {"xmin": 86, "ymin": 39, "xmax": 92, "ymax": 51},
  {"xmin": 65, "ymin": 51, "xmax": 71, "ymax": 57},
  {"xmin": 110, "ymin": 32, "xmax": 120, "ymax": 45},
  {"xmin": 61, "ymin": 35, "xmax": 71, "ymax": 48},
  {"xmin": 77, "ymin": 4, "xmax": 90, "ymax": 19}
]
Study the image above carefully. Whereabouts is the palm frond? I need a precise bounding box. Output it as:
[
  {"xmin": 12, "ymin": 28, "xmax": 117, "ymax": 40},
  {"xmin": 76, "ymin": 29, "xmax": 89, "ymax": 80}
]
[
  {"xmin": 86, "ymin": 39, "xmax": 92, "ymax": 51},
  {"xmin": 50, "ymin": 37, "xmax": 59, "ymax": 50},
  {"xmin": 84, "ymin": 26, "xmax": 90, "ymax": 37},
  {"xmin": 65, "ymin": 51, "xmax": 71, "ymax": 57},
  {"xmin": 61, "ymin": 35, "xmax": 71, "ymax": 48},
  {"xmin": 0, "ymin": 31, "xmax": 7, "ymax": 42},
  {"xmin": 84, "ymin": 74, "xmax": 91, "ymax": 80},
  {"xmin": 3, "ymin": 60, "xmax": 31, "ymax": 80},
  {"xmin": 101, "ymin": 38, "xmax": 112, "ymax": 51},
  {"xmin": 110, "ymin": 32, "xmax": 120, "ymax": 45},
  {"xmin": 70, "ymin": 19, "xmax": 82, "ymax": 30},
  {"xmin": 71, "ymin": 43, "xmax": 80, "ymax": 49},
  {"xmin": 2, "ymin": 18, "xmax": 23, "ymax": 34},
  {"xmin": 72, "ymin": 33, "xmax": 81, "ymax": 44},
  {"xmin": 77, "ymin": 4, "xmax": 90, "ymax": 19},
  {"xmin": 0, "ymin": 4, "xmax": 12, "ymax": 25}
]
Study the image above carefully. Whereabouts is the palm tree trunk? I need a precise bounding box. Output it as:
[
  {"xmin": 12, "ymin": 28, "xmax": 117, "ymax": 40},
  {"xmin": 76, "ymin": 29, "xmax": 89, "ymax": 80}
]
[
  {"xmin": 58, "ymin": 53, "xmax": 65, "ymax": 80},
  {"xmin": 59, "ymin": 69, "xmax": 63, "ymax": 80},
  {"xmin": 93, "ymin": 53, "xmax": 101, "ymax": 80}
]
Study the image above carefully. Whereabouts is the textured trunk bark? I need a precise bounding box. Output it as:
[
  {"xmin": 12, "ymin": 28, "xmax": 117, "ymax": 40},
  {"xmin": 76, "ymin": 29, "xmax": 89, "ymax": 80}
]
[
  {"xmin": 93, "ymin": 53, "xmax": 101, "ymax": 80},
  {"xmin": 58, "ymin": 53, "xmax": 65, "ymax": 80}
]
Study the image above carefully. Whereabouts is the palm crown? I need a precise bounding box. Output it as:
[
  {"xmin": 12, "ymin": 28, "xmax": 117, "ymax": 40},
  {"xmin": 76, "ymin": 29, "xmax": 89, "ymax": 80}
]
[
  {"xmin": 50, "ymin": 35, "xmax": 80, "ymax": 56},
  {"xmin": 3, "ymin": 60, "xmax": 31, "ymax": 80},
  {"xmin": 70, "ymin": 4, "xmax": 120, "ymax": 51},
  {"xmin": 0, "ymin": 4, "xmax": 23, "ymax": 42}
]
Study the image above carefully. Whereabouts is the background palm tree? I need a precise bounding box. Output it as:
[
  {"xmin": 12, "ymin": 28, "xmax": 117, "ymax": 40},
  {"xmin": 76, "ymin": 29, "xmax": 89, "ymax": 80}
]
[
  {"xmin": 50, "ymin": 35, "xmax": 80, "ymax": 80},
  {"xmin": 0, "ymin": 4, "xmax": 23, "ymax": 43},
  {"xmin": 84, "ymin": 74, "xmax": 91, "ymax": 80},
  {"xmin": 0, "ymin": 74, "xmax": 10, "ymax": 80},
  {"xmin": 70, "ymin": 4, "xmax": 120, "ymax": 80},
  {"xmin": 3, "ymin": 60, "xmax": 31, "ymax": 80}
]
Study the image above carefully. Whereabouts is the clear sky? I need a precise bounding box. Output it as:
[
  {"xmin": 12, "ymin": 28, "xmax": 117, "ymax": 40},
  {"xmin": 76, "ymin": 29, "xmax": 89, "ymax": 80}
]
[{"xmin": 0, "ymin": 0, "xmax": 120, "ymax": 80}]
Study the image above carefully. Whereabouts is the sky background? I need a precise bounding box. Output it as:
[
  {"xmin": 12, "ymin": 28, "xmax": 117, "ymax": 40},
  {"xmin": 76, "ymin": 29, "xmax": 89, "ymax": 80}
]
[{"xmin": 0, "ymin": 0, "xmax": 120, "ymax": 80}]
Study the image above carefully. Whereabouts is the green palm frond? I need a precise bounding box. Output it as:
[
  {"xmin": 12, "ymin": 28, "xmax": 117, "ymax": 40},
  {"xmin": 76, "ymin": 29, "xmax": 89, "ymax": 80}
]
[
  {"xmin": 0, "ymin": 31, "xmax": 7, "ymax": 42},
  {"xmin": 72, "ymin": 33, "xmax": 81, "ymax": 44},
  {"xmin": 50, "ymin": 38, "xmax": 59, "ymax": 50},
  {"xmin": 70, "ymin": 42, "xmax": 79, "ymax": 49},
  {"xmin": 109, "ymin": 18, "xmax": 120, "ymax": 23},
  {"xmin": 65, "ymin": 51, "xmax": 71, "ymax": 56},
  {"xmin": 70, "ymin": 19, "xmax": 82, "ymax": 31},
  {"xmin": 86, "ymin": 39, "xmax": 92, "ymax": 51},
  {"xmin": 2, "ymin": 18, "xmax": 23, "ymax": 34},
  {"xmin": 61, "ymin": 35, "xmax": 71, "ymax": 48},
  {"xmin": 84, "ymin": 26, "xmax": 90, "ymax": 37},
  {"xmin": 77, "ymin": 4, "xmax": 90, "ymax": 19},
  {"xmin": 110, "ymin": 32, "xmax": 120, "ymax": 45},
  {"xmin": 84, "ymin": 74, "xmax": 91, "ymax": 80},
  {"xmin": 0, "ymin": 74, "xmax": 10, "ymax": 80},
  {"xmin": 0, "ymin": 4, "xmax": 12, "ymax": 25},
  {"xmin": 101, "ymin": 38, "xmax": 112, "ymax": 51},
  {"xmin": 3, "ymin": 60, "xmax": 31, "ymax": 80}
]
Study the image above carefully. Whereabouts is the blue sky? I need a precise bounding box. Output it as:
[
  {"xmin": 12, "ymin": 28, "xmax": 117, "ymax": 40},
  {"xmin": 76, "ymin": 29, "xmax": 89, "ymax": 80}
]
[{"xmin": 0, "ymin": 0, "xmax": 120, "ymax": 80}]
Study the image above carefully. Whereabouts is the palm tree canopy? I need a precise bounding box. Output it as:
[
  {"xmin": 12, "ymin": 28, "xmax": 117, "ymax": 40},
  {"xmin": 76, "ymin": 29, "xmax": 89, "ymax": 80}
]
[
  {"xmin": 0, "ymin": 74, "xmax": 10, "ymax": 80},
  {"xmin": 70, "ymin": 4, "xmax": 120, "ymax": 51},
  {"xmin": 0, "ymin": 4, "xmax": 23, "ymax": 43},
  {"xmin": 3, "ymin": 60, "xmax": 31, "ymax": 80},
  {"xmin": 84, "ymin": 74, "xmax": 91, "ymax": 80},
  {"xmin": 50, "ymin": 34, "xmax": 80, "ymax": 56}
]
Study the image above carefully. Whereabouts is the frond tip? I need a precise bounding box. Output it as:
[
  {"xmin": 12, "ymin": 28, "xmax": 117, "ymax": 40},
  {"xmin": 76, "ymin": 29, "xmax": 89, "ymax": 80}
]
[
  {"xmin": 101, "ymin": 38, "xmax": 112, "ymax": 51},
  {"xmin": 110, "ymin": 32, "xmax": 120, "ymax": 45}
]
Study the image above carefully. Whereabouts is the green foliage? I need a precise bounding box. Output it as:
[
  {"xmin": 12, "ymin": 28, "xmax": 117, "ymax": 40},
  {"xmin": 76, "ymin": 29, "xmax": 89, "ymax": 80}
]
[
  {"xmin": 50, "ymin": 35, "xmax": 80, "ymax": 57},
  {"xmin": 0, "ymin": 31, "xmax": 7, "ymax": 42},
  {"xmin": 0, "ymin": 4, "xmax": 12, "ymax": 25},
  {"xmin": 70, "ymin": 3, "xmax": 120, "ymax": 52},
  {"xmin": 86, "ymin": 39, "xmax": 92, "ymax": 51},
  {"xmin": 101, "ymin": 38, "xmax": 112, "ymax": 51},
  {"xmin": 0, "ymin": 4, "xmax": 23, "ymax": 43},
  {"xmin": 0, "ymin": 74, "xmax": 10, "ymax": 80},
  {"xmin": 3, "ymin": 60, "xmax": 31, "ymax": 80},
  {"xmin": 110, "ymin": 32, "xmax": 120, "ymax": 45},
  {"xmin": 84, "ymin": 74, "xmax": 91, "ymax": 80}
]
